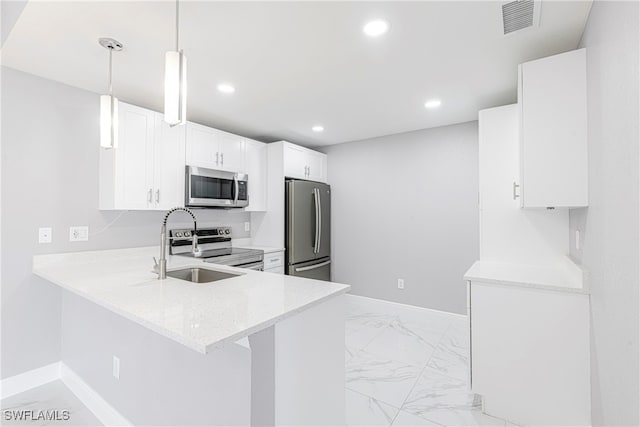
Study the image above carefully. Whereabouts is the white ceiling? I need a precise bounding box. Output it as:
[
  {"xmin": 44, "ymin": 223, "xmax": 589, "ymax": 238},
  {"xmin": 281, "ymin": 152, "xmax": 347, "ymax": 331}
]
[{"xmin": 1, "ymin": 1, "xmax": 592, "ymax": 147}]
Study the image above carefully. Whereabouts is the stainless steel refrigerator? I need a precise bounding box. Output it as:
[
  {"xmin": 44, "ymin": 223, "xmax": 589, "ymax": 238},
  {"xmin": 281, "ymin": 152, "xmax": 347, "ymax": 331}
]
[{"xmin": 285, "ymin": 179, "xmax": 331, "ymax": 281}]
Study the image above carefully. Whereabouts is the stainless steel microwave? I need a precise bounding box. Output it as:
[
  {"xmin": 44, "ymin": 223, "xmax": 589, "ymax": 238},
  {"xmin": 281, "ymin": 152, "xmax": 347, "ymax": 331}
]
[{"xmin": 185, "ymin": 166, "xmax": 249, "ymax": 208}]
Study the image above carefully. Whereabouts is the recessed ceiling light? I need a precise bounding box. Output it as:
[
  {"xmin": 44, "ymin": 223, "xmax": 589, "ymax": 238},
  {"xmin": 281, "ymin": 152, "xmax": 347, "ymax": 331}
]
[
  {"xmin": 312, "ymin": 125, "xmax": 325, "ymax": 132},
  {"xmin": 217, "ymin": 83, "xmax": 235, "ymax": 94},
  {"xmin": 363, "ymin": 20, "xmax": 389, "ymax": 37},
  {"xmin": 424, "ymin": 99, "xmax": 442, "ymax": 109}
]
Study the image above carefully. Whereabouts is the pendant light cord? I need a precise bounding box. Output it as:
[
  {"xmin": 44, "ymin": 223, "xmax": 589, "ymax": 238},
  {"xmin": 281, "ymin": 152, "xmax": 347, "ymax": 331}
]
[
  {"xmin": 175, "ymin": 0, "xmax": 180, "ymax": 52},
  {"xmin": 108, "ymin": 47, "xmax": 113, "ymax": 95}
]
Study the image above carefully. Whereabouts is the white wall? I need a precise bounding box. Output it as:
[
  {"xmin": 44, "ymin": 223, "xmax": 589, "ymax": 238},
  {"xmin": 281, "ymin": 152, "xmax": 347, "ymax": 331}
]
[
  {"xmin": 321, "ymin": 122, "xmax": 478, "ymax": 314},
  {"xmin": 568, "ymin": 1, "xmax": 639, "ymax": 424},
  {"xmin": 1, "ymin": 67, "xmax": 251, "ymax": 379}
]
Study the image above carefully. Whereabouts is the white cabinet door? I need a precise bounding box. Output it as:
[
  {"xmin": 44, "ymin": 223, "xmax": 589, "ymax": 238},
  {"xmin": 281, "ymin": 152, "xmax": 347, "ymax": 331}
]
[
  {"xmin": 153, "ymin": 113, "xmax": 186, "ymax": 210},
  {"xmin": 186, "ymin": 122, "xmax": 219, "ymax": 169},
  {"xmin": 283, "ymin": 142, "xmax": 328, "ymax": 182},
  {"xmin": 283, "ymin": 143, "xmax": 308, "ymax": 180},
  {"xmin": 470, "ymin": 282, "xmax": 590, "ymax": 426},
  {"xmin": 519, "ymin": 48, "xmax": 588, "ymax": 208},
  {"xmin": 306, "ymin": 150, "xmax": 326, "ymax": 182},
  {"xmin": 263, "ymin": 251, "xmax": 284, "ymax": 270},
  {"xmin": 244, "ymin": 139, "xmax": 267, "ymax": 211},
  {"xmin": 217, "ymin": 130, "xmax": 245, "ymax": 172},
  {"xmin": 112, "ymin": 102, "xmax": 155, "ymax": 210},
  {"xmin": 478, "ymin": 105, "xmax": 569, "ymax": 265}
]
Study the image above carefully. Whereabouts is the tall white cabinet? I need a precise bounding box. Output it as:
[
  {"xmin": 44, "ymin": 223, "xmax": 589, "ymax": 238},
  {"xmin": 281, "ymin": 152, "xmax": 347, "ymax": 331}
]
[
  {"xmin": 468, "ymin": 96, "xmax": 590, "ymax": 425},
  {"xmin": 518, "ymin": 48, "xmax": 588, "ymax": 208}
]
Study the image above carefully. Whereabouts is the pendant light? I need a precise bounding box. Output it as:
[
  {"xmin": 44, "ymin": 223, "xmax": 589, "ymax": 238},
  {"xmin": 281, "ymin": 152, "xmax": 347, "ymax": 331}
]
[
  {"xmin": 164, "ymin": 0, "xmax": 187, "ymax": 126},
  {"xmin": 99, "ymin": 37, "xmax": 123, "ymax": 149}
]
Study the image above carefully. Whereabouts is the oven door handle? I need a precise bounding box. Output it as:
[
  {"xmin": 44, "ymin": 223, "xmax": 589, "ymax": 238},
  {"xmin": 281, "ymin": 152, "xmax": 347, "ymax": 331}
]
[{"xmin": 233, "ymin": 175, "xmax": 239, "ymax": 205}]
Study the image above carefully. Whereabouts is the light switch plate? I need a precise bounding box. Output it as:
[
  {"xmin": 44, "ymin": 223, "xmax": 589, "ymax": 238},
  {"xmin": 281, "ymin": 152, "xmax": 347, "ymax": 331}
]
[
  {"xmin": 38, "ymin": 227, "xmax": 52, "ymax": 244},
  {"xmin": 397, "ymin": 279, "xmax": 405, "ymax": 290},
  {"xmin": 69, "ymin": 226, "xmax": 89, "ymax": 242},
  {"xmin": 244, "ymin": 222, "xmax": 251, "ymax": 232}
]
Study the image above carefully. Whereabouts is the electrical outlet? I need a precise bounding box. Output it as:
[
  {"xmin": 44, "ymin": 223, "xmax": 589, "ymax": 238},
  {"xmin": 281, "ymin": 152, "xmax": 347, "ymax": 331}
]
[
  {"xmin": 397, "ymin": 278, "xmax": 405, "ymax": 290},
  {"xmin": 69, "ymin": 226, "xmax": 89, "ymax": 242},
  {"xmin": 575, "ymin": 230, "xmax": 580, "ymax": 250},
  {"xmin": 112, "ymin": 356, "xmax": 120, "ymax": 380},
  {"xmin": 38, "ymin": 227, "xmax": 52, "ymax": 244},
  {"xmin": 244, "ymin": 222, "xmax": 251, "ymax": 232}
]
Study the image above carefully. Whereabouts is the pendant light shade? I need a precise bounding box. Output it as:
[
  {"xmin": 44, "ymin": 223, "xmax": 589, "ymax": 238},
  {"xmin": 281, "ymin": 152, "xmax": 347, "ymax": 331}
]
[
  {"xmin": 164, "ymin": 0, "xmax": 187, "ymax": 126},
  {"xmin": 100, "ymin": 94, "xmax": 119, "ymax": 148},
  {"xmin": 164, "ymin": 50, "xmax": 187, "ymax": 126},
  {"xmin": 98, "ymin": 37, "xmax": 123, "ymax": 149}
]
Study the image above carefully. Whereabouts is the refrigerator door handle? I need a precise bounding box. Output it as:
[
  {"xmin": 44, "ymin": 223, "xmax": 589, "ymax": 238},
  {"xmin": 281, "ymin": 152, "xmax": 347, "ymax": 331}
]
[
  {"xmin": 295, "ymin": 260, "xmax": 331, "ymax": 273},
  {"xmin": 317, "ymin": 188, "xmax": 322, "ymax": 253},
  {"xmin": 313, "ymin": 188, "xmax": 320, "ymax": 253}
]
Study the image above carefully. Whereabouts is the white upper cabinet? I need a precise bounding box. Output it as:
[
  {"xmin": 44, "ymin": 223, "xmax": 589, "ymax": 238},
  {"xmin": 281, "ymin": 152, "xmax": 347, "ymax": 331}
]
[
  {"xmin": 153, "ymin": 114, "xmax": 186, "ymax": 210},
  {"xmin": 518, "ymin": 48, "xmax": 588, "ymax": 208},
  {"xmin": 244, "ymin": 139, "xmax": 267, "ymax": 212},
  {"xmin": 185, "ymin": 122, "xmax": 218, "ymax": 169},
  {"xmin": 100, "ymin": 102, "xmax": 186, "ymax": 210},
  {"xmin": 217, "ymin": 130, "xmax": 245, "ymax": 172},
  {"xmin": 186, "ymin": 122, "xmax": 245, "ymax": 172},
  {"xmin": 283, "ymin": 142, "xmax": 327, "ymax": 183}
]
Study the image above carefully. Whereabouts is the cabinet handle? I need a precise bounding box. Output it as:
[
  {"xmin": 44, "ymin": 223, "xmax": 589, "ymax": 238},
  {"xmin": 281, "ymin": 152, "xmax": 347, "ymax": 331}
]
[
  {"xmin": 147, "ymin": 188, "xmax": 153, "ymax": 203},
  {"xmin": 221, "ymin": 152, "xmax": 224, "ymax": 166},
  {"xmin": 216, "ymin": 152, "xmax": 219, "ymax": 166},
  {"xmin": 155, "ymin": 189, "xmax": 160, "ymax": 204},
  {"xmin": 513, "ymin": 182, "xmax": 520, "ymax": 200},
  {"xmin": 308, "ymin": 165, "xmax": 311, "ymax": 177}
]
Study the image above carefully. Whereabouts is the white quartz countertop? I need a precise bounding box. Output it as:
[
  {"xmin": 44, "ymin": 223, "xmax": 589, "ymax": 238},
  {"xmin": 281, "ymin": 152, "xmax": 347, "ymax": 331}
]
[
  {"xmin": 464, "ymin": 258, "xmax": 589, "ymax": 295},
  {"xmin": 33, "ymin": 246, "xmax": 349, "ymax": 354}
]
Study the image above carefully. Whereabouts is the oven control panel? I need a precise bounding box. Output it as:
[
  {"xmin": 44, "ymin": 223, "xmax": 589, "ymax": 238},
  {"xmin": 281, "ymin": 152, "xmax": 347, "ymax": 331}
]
[{"xmin": 169, "ymin": 226, "xmax": 232, "ymax": 248}]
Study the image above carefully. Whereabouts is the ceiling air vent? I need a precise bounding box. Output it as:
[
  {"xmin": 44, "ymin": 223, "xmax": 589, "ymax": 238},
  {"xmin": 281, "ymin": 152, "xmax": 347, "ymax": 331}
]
[{"xmin": 502, "ymin": 0, "xmax": 541, "ymax": 35}]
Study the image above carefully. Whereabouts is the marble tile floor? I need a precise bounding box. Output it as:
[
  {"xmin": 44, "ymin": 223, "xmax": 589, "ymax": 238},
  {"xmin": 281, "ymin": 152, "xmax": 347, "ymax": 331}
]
[
  {"xmin": 1, "ymin": 381, "xmax": 102, "ymax": 427},
  {"xmin": 2, "ymin": 295, "xmax": 507, "ymax": 427},
  {"xmin": 345, "ymin": 295, "xmax": 508, "ymax": 427}
]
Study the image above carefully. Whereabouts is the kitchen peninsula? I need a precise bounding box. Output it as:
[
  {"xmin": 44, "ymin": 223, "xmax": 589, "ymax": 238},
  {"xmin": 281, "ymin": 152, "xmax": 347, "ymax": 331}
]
[{"xmin": 33, "ymin": 246, "xmax": 350, "ymax": 426}]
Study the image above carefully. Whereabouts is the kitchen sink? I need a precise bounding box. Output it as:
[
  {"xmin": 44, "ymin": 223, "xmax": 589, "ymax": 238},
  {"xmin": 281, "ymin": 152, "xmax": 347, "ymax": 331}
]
[{"xmin": 166, "ymin": 267, "xmax": 242, "ymax": 284}]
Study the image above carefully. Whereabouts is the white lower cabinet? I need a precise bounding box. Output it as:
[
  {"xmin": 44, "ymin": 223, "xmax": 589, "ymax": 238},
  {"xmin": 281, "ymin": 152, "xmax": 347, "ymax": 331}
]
[
  {"xmin": 470, "ymin": 281, "xmax": 590, "ymax": 426},
  {"xmin": 263, "ymin": 251, "xmax": 284, "ymax": 274},
  {"xmin": 100, "ymin": 102, "xmax": 185, "ymax": 210}
]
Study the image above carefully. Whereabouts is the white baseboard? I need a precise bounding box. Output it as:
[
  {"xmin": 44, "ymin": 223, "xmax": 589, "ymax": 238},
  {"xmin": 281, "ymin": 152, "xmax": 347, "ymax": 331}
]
[
  {"xmin": 60, "ymin": 363, "xmax": 132, "ymax": 427},
  {"xmin": 345, "ymin": 293, "xmax": 468, "ymax": 319},
  {"xmin": 1, "ymin": 362, "xmax": 61, "ymax": 399},
  {"xmin": 1, "ymin": 362, "xmax": 132, "ymax": 427}
]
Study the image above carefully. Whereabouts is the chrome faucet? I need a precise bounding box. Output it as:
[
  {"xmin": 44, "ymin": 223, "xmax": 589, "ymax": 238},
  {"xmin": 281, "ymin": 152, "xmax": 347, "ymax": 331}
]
[{"xmin": 155, "ymin": 207, "xmax": 201, "ymax": 279}]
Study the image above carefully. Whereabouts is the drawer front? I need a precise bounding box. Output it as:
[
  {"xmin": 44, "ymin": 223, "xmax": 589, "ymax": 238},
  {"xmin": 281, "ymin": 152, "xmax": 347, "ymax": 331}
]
[
  {"xmin": 264, "ymin": 251, "xmax": 284, "ymax": 269},
  {"xmin": 265, "ymin": 265, "xmax": 284, "ymax": 274}
]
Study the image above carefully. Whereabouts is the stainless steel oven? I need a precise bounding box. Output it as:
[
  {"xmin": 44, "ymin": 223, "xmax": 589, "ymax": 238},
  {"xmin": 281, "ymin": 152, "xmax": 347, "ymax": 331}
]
[
  {"xmin": 185, "ymin": 166, "xmax": 248, "ymax": 208},
  {"xmin": 170, "ymin": 226, "xmax": 264, "ymax": 270}
]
